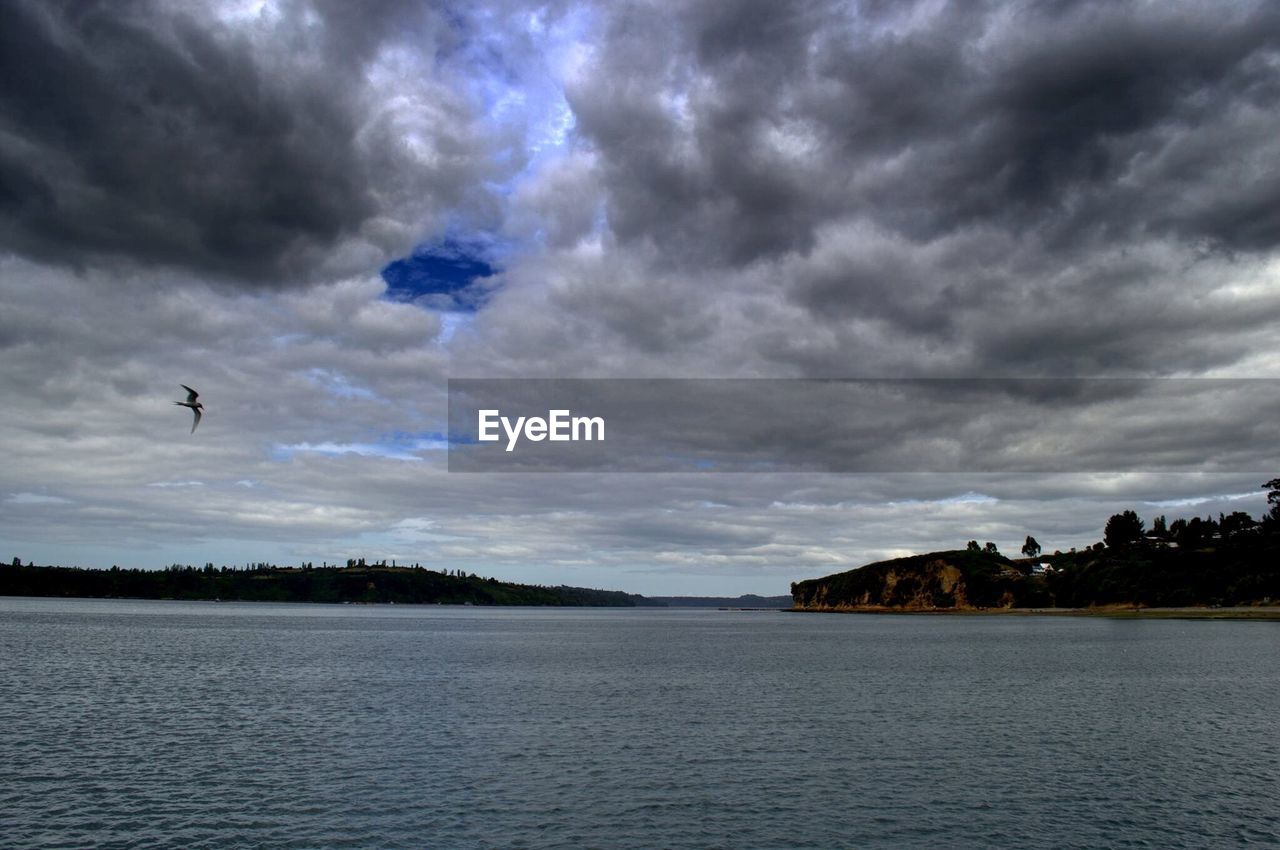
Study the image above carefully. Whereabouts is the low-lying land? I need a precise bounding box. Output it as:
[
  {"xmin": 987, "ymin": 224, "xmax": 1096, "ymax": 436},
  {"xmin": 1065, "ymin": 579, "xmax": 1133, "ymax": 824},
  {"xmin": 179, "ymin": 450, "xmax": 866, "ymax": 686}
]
[
  {"xmin": 0, "ymin": 562, "xmax": 792, "ymax": 609},
  {"xmin": 0, "ymin": 562, "xmax": 654, "ymax": 606}
]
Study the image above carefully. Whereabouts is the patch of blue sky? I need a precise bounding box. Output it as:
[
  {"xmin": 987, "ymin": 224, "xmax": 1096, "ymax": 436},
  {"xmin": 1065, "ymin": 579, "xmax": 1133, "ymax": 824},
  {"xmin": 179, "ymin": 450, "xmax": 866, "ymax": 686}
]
[
  {"xmin": 940, "ymin": 491, "xmax": 1000, "ymax": 505},
  {"xmin": 385, "ymin": 7, "xmax": 594, "ymax": 313},
  {"xmin": 5, "ymin": 492, "xmax": 73, "ymax": 505},
  {"xmin": 886, "ymin": 491, "xmax": 999, "ymax": 507},
  {"xmin": 1144, "ymin": 491, "xmax": 1261, "ymax": 509},
  {"xmin": 441, "ymin": 3, "xmax": 590, "ymax": 190},
  {"xmin": 384, "ymin": 430, "xmax": 450, "ymax": 451},
  {"xmin": 436, "ymin": 312, "xmax": 469, "ymax": 345},
  {"xmin": 274, "ymin": 432, "xmax": 449, "ymax": 462},
  {"xmin": 381, "ymin": 235, "xmax": 498, "ymax": 312},
  {"xmin": 305, "ymin": 368, "xmax": 380, "ymax": 401},
  {"xmin": 447, "ymin": 432, "xmax": 479, "ymax": 447},
  {"xmin": 272, "ymin": 333, "xmax": 307, "ymax": 349},
  {"xmin": 275, "ymin": 442, "xmax": 422, "ymax": 462}
]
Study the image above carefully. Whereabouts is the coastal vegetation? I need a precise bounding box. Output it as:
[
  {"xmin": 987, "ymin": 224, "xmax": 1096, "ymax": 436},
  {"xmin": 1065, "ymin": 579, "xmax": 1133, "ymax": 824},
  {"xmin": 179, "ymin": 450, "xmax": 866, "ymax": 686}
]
[
  {"xmin": 0, "ymin": 562, "xmax": 654, "ymax": 606},
  {"xmin": 793, "ymin": 479, "xmax": 1280, "ymax": 611},
  {"xmin": 0, "ymin": 561, "xmax": 790, "ymax": 608}
]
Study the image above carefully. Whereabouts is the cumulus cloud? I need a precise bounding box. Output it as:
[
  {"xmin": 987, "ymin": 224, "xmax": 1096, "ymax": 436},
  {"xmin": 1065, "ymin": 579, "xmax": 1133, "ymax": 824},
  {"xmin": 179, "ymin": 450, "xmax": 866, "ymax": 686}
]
[
  {"xmin": 567, "ymin": 0, "xmax": 1280, "ymax": 260},
  {"xmin": 0, "ymin": 0, "xmax": 511, "ymax": 284},
  {"xmin": 463, "ymin": 0, "xmax": 1280, "ymax": 378},
  {"xmin": 2, "ymin": 0, "xmax": 1280, "ymax": 593}
]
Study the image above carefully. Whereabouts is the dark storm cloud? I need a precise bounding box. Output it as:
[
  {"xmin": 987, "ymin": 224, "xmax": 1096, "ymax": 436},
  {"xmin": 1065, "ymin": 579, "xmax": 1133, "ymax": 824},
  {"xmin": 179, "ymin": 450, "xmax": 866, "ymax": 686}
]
[
  {"xmin": 513, "ymin": 0, "xmax": 1280, "ymax": 382},
  {"xmin": 564, "ymin": 0, "xmax": 836, "ymax": 267},
  {"xmin": 569, "ymin": 0, "xmax": 1280, "ymax": 267},
  {"xmin": 883, "ymin": 0, "xmax": 1280, "ymax": 247},
  {"xmin": 0, "ymin": 0, "xmax": 499, "ymax": 283}
]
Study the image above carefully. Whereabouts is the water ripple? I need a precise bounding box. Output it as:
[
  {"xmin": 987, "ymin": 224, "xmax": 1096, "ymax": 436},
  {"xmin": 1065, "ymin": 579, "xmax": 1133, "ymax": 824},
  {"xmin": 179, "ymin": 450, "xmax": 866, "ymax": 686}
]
[{"xmin": 2, "ymin": 600, "xmax": 1278, "ymax": 849}]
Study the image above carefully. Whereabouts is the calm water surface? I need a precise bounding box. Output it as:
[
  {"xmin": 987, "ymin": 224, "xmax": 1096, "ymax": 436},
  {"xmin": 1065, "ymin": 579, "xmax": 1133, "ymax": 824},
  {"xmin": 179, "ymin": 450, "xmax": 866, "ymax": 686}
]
[{"xmin": 1, "ymin": 598, "xmax": 1277, "ymax": 849}]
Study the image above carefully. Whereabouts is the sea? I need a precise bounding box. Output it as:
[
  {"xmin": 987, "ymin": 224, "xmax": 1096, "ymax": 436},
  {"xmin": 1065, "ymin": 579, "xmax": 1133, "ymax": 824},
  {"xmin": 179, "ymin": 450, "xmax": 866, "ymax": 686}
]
[{"xmin": 1, "ymin": 597, "xmax": 1277, "ymax": 849}]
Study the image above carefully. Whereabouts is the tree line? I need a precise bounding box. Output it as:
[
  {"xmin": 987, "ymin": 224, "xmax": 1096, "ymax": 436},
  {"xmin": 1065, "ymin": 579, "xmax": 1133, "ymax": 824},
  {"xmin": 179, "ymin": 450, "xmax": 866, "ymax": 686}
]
[
  {"xmin": 0, "ymin": 561, "xmax": 654, "ymax": 607},
  {"xmin": 960, "ymin": 479, "xmax": 1280, "ymax": 560},
  {"xmin": 1032, "ymin": 479, "xmax": 1280, "ymax": 607}
]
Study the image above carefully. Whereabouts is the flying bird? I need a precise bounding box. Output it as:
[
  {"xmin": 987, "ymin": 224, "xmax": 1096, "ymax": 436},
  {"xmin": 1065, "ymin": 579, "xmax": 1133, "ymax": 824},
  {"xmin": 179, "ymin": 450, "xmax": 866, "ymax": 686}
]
[{"xmin": 174, "ymin": 384, "xmax": 203, "ymax": 433}]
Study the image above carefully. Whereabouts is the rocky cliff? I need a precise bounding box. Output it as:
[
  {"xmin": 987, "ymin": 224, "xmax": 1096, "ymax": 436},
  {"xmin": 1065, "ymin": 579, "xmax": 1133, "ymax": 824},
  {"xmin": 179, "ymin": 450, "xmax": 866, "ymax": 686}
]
[{"xmin": 791, "ymin": 550, "xmax": 1029, "ymax": 611}]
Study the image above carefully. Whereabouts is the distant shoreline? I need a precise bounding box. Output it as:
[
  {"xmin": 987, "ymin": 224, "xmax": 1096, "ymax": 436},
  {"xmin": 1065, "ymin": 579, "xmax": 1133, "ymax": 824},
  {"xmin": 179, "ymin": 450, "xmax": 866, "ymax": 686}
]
[
  {"xmin": 788, "ymin": 605, "xmax": 1280, "ymax": 619},
  {"xmin": 0, "ymin": 563, "xmax": 794, "ymax": 609}
]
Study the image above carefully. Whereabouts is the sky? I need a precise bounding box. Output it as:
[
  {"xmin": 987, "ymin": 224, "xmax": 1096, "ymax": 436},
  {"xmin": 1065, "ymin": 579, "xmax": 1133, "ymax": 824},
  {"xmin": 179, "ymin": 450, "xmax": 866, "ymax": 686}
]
[{"xmin": 2, "ymin": 0, "xmax": 1279, "ymax": 596}]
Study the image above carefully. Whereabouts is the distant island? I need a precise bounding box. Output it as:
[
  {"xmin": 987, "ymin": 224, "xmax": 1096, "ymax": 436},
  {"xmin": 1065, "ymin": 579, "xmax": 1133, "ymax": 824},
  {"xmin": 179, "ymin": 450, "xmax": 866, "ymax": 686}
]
[
  {"xmin": 793, "ymin": 478, "xmax": 1280, "ymax": 614},
  {"xmin": 0, "ymin": 562, "xmax": 655, "ymax": 606},
  {"xmin": 0, "ymin": 560, "xmax": 790, "ymax": 609}
]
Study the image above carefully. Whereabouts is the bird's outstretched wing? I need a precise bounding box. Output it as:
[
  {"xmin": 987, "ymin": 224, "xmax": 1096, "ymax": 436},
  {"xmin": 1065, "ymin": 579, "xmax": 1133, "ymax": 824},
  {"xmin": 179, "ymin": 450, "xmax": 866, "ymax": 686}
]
[
  {"xmin": 191, "ymin": 407, "xmax": 202, "ymax": 434},
  {"xmin": 181, "ymin": 384, "xmax": 199, "ymax": 403}
]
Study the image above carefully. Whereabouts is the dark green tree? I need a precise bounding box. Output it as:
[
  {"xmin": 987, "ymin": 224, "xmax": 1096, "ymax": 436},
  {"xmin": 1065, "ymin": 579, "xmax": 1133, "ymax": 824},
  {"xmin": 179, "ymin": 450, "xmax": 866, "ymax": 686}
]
[
  {"xmin": 966, "ymin": 540, "xmax": 980, "ymax": 552},
  {"xmin": 983, "ymin": 541, "xmax": 999, "ymax": 555},
  {"xmin": 1104, "ymin": 511, "xmax": 1144, "ymax": 549},
  {"xmin": 1021, "ymin": 536, "xmax": 1041, "ymax": 558},
  {"xmin": 1175, "ymin": 516, "xmax": 1211, "ymax": 549},
  {"xmin": 1220, "ymin": 511, "xmax": 1256, "ymax": 538},
  {"xmin": 1265, "ymin": 478, "xmax": 1280, "ymax": 522}
]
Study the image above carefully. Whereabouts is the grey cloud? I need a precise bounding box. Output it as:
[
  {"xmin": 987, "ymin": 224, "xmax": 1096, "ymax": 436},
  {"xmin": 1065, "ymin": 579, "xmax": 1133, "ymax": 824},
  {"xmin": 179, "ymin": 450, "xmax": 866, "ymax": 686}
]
[
  {"xmin": 3, "ymin": 264, "xmax": 1272, "ymax": 595},
  {"xmin": 569, "ymin": 0, "xmax": 1280, "ymax": 259},
  {"xmin": 564, "ymin": 0, "xmax": 836, "ymax": 267},
  {"xmin": 0, "ymin": 0, "xmax": 501, "ymax": 284},
  {"xmin": 508, "ymin": 153, "xmax": 601, "ymax": 249},
  {"xmin": 533, "ymin": 0, "xmax": 1280, "ymax": 377},
  {"xmin": 917, "ymin": 1, "xmax": 1280, "ymax": 247}
]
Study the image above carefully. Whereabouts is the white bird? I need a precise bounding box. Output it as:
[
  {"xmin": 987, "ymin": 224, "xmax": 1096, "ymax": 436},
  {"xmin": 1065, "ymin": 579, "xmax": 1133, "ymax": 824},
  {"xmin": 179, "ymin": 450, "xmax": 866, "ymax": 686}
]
[{"xmin": 174, "ymin": 384, "xmax": 203, "ymax": 434}]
